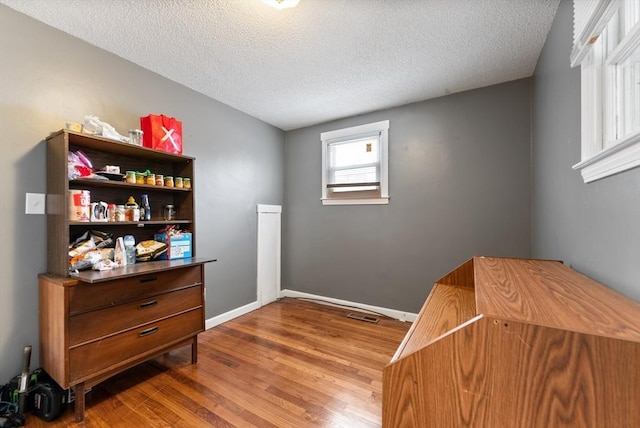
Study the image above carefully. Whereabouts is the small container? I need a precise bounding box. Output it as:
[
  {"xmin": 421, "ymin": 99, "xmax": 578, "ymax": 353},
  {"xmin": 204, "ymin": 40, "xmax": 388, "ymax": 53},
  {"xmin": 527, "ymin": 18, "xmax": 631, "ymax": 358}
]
[
  {"xmin": 155, "ymin": 174, "xmax": 164, "ymax": 186},
  {"xmin": 175, "ymin": 177, "xmax": 183, "ymax": 188},
  {"xmin": 129, "ymin": 129, "xmax": 143, "ymax": 146},
  {"xmin": 108, "ymin": 204, "xmax": 117, "ymax": 222},
  {"xmin": 145, "ymin": 173, "xmax": 155, "ymax": 186},
  {"xmin": 115, "ymin": 205, "xmax": 125, "ymax": 222},
  {"xmin": 125, "ymin": 196, "xmax": 140, "ymax": 222},
  {"xmin": 164, "ymin": 176, "xmax": 174, "ymax": 187},
  {"xmin": 135, "ymin": 172, "xmax": 145, "ymax": 185},
  {"xmin": 123, "ymin": 235, "xmax": 136, "ymax": 264},
  {"xmin": 163, "ymin": 204, "xmax": 175, "ymax": 221},
  {"xmin": 125, "ymin": 171, "xmax": 136, "ymax": 184},
  {"xmin": 183, "ymin": 178, "xmax": 191, "ymax": 189}
]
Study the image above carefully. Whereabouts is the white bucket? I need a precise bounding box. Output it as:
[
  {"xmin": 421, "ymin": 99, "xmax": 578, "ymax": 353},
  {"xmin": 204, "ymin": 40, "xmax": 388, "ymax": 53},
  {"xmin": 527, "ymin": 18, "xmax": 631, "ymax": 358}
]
[{"xmin": 69, "ymin": 190, "xmax": 90, "ymax": 222}]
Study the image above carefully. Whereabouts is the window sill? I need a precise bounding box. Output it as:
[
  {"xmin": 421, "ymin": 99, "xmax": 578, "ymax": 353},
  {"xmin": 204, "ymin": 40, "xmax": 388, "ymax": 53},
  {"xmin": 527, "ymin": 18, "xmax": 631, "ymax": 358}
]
[
  {"xmin": 321, "ymin": 197, "xmax": 389, "ymax": 206},
  {"xmin": 573, "ymin": 134, "xmax": 640, "ymax": 183}
]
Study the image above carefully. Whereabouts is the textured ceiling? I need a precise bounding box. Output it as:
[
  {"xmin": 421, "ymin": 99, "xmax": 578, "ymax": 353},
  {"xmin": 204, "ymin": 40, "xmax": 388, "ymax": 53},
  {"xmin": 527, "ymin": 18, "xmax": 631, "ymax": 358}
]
[{"xmin": 1, "ymin": 0, "xmax": 560, "ymax": 131}]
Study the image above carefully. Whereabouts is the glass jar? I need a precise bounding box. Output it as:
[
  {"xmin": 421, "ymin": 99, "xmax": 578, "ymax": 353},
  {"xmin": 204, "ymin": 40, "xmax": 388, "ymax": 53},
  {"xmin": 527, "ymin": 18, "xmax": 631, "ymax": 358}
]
[
  {"xmin": 183, "ymin": 178, "xmax": 191, "ymax": 189},
  {"xmin": 163, "ymin": 204, "xmax": 175, "ymax": 221},
  {"xmin": 115, "ymin": 205, "xmax": 125, "ymax": 222},
  {"xmin": 164, "ymin": 176, "xmax": 174, "ymax": 187},
  {"xmin": 129, "ymin": 129, "xmax": 143, "ymax": 146},
  {"xmin": 175, "ymin": 177, "xmax": 183, "ymax": 188},
  {"xmin": 155, "ymin": 174, "xmax": 164, "ymax": 186},
  {"xmin": 135, "ymin": 172, "xmax": 145, "ymax": 185},
  {"xmin": 145, "ymin": 173, "xmax": 155, "ymax": 185},
  {"xmin": 125, "ymin": 171, "xmax": 136, "ymax": 184}
]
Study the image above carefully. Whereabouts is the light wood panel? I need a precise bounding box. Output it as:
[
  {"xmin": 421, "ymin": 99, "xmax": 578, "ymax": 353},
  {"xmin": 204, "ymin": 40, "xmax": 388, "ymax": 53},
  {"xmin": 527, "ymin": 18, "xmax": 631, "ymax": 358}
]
[
  {"xmin": 27, "ymin": 298, "xmax": 411, "ymax": 427},
  {"xmin": 384, "ymin": 256, "xmax": 640, "ymax": 428}
]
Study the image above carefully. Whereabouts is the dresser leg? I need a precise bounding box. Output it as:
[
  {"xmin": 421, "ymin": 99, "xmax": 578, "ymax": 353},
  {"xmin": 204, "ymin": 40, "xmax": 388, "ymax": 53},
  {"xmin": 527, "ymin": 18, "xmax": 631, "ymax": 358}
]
[
  {"xmin": 191, "ymin": 337, "xmax": 198, "ymax": 363},
  {"xmin": 74, "ymin": 383, "xmax": 85, "ymax": 422}
]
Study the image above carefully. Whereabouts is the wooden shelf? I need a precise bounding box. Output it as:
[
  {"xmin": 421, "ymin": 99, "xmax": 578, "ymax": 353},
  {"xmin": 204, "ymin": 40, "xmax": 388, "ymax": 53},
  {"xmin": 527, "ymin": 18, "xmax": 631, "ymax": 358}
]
[
  {"xmin": 71, "ymin": 178, "xmax": 192, "ymax": 192},
  {"xmin": 67, "ymin": 257, "xmax": 216, "ymax": 284},
  {"xmin": 46, "ymin": 129, "xmax": 197, "ymax": 277},
  {"xmin": 69, "ymin": 220, "xmax": 192, "ymax": 226},
  {"xmin": 50, "ymin": 129, "xmax": 194, "ymax": 161},
  {"xmin": 383, "ymin": 256, "xmax": 640, "ymax": 427}
]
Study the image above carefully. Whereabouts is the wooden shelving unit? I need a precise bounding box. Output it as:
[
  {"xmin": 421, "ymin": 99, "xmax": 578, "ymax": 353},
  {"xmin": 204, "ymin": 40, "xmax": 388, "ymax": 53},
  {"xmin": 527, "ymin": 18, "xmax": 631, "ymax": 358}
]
[
  {"xmin": 383, "ymin": 256, "xmax": 640, "ymax": 427},
  {"xmin": 40, "ymin": 130, "xmax": 214, "ymax": 422}
]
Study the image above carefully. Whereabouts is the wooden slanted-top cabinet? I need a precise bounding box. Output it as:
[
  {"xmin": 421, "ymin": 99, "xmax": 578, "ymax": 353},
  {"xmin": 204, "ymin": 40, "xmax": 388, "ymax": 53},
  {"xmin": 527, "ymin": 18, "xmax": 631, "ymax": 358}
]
[
  {"xmin": 383, "ymin": 256, "xmax": 640, "ymax": 428},
  {"xmin": 39, "ymin": 130, "xmax": 214, "ymax": 422}
]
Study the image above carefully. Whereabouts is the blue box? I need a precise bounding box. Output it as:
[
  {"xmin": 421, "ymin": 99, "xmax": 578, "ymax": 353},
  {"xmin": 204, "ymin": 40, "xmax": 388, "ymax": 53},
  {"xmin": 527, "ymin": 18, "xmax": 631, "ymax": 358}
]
[{"xmin": 154, "ymin": 232, "xmax": 192, "ymax": 260}]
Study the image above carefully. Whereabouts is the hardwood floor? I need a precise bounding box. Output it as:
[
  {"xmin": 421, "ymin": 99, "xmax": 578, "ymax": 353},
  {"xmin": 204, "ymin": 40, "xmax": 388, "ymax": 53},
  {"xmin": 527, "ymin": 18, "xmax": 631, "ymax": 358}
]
[{"xmin": 27, "ymin": 298, "xmax": 411, "ymax": 427}]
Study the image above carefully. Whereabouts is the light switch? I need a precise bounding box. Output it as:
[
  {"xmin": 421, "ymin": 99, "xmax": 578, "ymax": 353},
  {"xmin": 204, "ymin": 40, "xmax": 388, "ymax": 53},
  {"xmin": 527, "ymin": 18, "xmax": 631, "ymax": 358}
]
[{"xmin": 25, "ymin": 192, "xmax": 45, "ymax": 215}]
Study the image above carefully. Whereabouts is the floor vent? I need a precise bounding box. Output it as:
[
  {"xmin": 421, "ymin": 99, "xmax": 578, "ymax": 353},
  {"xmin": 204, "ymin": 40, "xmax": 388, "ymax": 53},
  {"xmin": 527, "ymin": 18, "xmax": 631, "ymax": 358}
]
[{"xmin": 347, "ymin": 312, "xmax": 380, "ymax": 323}]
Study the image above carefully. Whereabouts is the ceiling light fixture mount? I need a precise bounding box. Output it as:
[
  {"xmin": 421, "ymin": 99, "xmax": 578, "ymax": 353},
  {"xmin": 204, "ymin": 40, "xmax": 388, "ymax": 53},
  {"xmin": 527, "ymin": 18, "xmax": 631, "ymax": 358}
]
[{"xmin": 263, "ymin": 0, "xmax": 299, "ymax": 10}]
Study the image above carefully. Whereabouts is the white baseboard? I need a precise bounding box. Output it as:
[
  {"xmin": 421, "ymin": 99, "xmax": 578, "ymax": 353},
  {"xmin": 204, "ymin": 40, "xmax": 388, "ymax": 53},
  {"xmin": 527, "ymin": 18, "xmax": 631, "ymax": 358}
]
[
  {"xmin": 204, "ymin": 291, "xmax": 418, "ymax": 329},
  {"xmin": 279, "ymin": 289, "xmax": 418, "ymax": 322},
  {"xmin": 205, "ymin": 300, "xmax": 260, "ymax": 330}
]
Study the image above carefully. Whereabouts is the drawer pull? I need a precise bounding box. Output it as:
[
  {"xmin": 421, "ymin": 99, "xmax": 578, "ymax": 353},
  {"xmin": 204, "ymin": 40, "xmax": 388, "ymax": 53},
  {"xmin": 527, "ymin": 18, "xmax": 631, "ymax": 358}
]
[
  {"xmin": 139, "ymin": 275, "xmax": 158, "ymax": 283},
  {"xmin": 139, "ymin": 327, "xmax": 159, "ymax": 337},
  {"xmin": 139, "ymin": 300, "xmax": 158, "ymax": 309}
]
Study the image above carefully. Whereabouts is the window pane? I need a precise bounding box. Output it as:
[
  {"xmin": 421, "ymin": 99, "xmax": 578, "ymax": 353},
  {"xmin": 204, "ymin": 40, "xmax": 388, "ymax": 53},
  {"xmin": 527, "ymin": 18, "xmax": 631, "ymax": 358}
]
[
  {"xmin": 617, "ymin": 45, "xmax": 640, "ymax": 139},
  {"xmin": 329, "ymin": 137, "xmax": 379, "ymax": 168}
]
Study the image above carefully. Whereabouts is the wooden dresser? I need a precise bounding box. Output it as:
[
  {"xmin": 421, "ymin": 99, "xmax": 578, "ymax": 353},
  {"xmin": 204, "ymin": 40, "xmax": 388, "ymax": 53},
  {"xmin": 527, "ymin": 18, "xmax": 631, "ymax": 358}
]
[
  {"xmin": 40, "ymin": 130, "xmax": 214, "ymax": 421},
  {"xmin": 383, "ymin": 256, "xmax": 640, "ymax": 427}
]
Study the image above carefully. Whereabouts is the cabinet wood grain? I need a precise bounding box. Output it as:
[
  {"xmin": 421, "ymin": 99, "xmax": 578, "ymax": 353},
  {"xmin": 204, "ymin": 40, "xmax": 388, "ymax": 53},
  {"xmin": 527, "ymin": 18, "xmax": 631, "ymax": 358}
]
[{"xmin": 383, "ymin": 256, "xmax": 640, "ymax": 428}]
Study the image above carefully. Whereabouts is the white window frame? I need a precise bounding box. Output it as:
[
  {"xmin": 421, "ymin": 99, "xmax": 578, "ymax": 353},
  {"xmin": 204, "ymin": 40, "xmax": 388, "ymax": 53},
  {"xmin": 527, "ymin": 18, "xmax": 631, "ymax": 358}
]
[
  {"xmin": 321, "ymin": 120, "xmax": 389, "ymax": 205},
  {"xmin": 571, "ymin": 0, "xmax": 640, "ymax": 183}
]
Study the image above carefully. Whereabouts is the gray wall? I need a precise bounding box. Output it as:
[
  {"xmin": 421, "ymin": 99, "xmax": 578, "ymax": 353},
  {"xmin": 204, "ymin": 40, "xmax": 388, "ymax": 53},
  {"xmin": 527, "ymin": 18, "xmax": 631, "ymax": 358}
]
[
  {"xmin": 531, "ymin": 0, "xmax": 640, "ymax": 301},
  {"xmin": 284, "ymin": 79, "xmax": 533, "ymax": 313},
  {"xmin": 0, "ymin": 5, "xmax": 284, "ymax": 381}
]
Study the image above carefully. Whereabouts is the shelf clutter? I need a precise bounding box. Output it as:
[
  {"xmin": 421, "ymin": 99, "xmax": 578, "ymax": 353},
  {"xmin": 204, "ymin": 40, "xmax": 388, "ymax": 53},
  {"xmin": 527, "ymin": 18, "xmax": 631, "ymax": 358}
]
[{"xmin": 383, "ymin": 256, "xmax": 640, "ymax": 428}]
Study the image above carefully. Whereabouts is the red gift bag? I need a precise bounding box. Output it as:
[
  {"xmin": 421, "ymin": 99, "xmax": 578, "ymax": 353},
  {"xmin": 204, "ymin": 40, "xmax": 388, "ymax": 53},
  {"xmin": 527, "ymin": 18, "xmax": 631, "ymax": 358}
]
[{"xmin": 140, "ymin": 114, "xmax": 183, "ymax": 154}]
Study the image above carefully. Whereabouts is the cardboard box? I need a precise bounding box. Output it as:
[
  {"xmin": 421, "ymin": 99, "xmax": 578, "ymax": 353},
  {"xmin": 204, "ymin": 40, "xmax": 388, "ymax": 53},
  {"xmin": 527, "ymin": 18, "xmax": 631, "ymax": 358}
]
[{"xmin": 154, "ymin": 232, "xmax": 192, "ymax": 260}]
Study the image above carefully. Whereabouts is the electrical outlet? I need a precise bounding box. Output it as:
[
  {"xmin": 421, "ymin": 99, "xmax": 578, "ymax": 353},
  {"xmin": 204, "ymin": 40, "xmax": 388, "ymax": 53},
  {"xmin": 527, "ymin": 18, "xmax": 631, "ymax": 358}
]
[{"xmin": 25, "ymin": 192, "xmax": 45, "ymax": 215}]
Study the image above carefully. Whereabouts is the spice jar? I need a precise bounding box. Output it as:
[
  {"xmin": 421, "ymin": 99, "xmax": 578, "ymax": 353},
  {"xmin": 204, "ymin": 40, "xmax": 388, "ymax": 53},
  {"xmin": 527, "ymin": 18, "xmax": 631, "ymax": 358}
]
[
  {"xmin": 183, "ymin": 178, "xmax": 191, "ymax": 189},
  {"xmin": 175, "ymin": 177, "xmax": 183, "ymax": 188},
  {"xmin": 115, "ymin": 205, "xmax": 125, "ymax": 222},
  {"xmin": 125, "ymin": 171, "xmax": 136, "ymax": 184},
  {"xmin": 129, "ymin": 129, "xmax": 143, "ymax": 146},
  {"xmin": 164, "ymin": 176, "xmax": 174, "ymax": 187},
  {"xmin": 146, "ymin": 173, "xmax": 155, "ymax": 186},
  {"xmin": 155, "ymin": 174, "xmax": 164, "ymax": 186},
  {"xmin": 135, "ymin": 172, "xmax": 145, "ymax": 185}
]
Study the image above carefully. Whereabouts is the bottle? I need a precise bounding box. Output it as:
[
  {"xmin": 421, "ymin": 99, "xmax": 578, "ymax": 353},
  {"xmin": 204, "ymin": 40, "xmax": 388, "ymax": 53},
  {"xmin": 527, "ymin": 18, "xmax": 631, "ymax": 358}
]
[
  {"xmin": 125, "ymin": 196, "xmax": 140, "ymax": 222},
  {"xmin": 123, "ymin": 235, "xmax": 136, "ymax": 265},
  {"xmin": 140, "ymin": 194, "xmax": 151, "ymax": 221}
]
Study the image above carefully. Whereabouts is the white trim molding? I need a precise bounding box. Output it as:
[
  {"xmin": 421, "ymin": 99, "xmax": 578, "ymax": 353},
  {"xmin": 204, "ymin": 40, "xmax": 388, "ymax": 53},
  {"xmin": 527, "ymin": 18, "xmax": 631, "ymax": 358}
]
[
  {"xmin": 257, "ymin": 204, "xmax": 282, "ymax": 213},
  {"xmin": 205, "ymin": 300, "xmax": 260, "ymax": 329},
  {"xmin": 279, "ymin": 289, "xmax": 418, "ymax": 322},
  {"xmin": 321, "ymin": 197, "xmax": 389, "ymax": 205},
  {"xmin": 573, "ymin": 133, "xmax": 640, "ymax": 183}
]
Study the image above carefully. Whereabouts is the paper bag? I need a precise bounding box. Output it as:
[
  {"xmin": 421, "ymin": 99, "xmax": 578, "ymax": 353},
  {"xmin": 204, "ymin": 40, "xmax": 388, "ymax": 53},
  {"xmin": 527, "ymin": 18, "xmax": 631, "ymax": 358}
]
[{"xmin": 140, "ymin": 114, "xmax": 183, "ymax": 154}]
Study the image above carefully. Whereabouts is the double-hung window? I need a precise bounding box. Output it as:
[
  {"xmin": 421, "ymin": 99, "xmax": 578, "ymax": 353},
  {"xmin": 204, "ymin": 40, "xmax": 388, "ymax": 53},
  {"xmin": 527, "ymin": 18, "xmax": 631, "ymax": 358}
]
[
  {"xmin": 321, "ymin": 120, "xmax": 389, "ymax": 205},
  {"xmin": 571, "ymin": 0, "xmax": 640, "ymax": 183}
]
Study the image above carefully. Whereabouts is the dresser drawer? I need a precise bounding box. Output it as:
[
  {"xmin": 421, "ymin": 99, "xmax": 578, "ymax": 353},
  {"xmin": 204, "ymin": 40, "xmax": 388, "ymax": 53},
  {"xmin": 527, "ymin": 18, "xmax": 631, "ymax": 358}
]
[
  {"xmin": 69, "ymin": 285, "xmax": 202, "ymax": 347},
  {"xmin": 69, "ymin": 308, "xmax": 203, "ymax": 382},
  {"xmin": 68, "ymin": 266, "xmax": 202, "ymax": 314}
]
